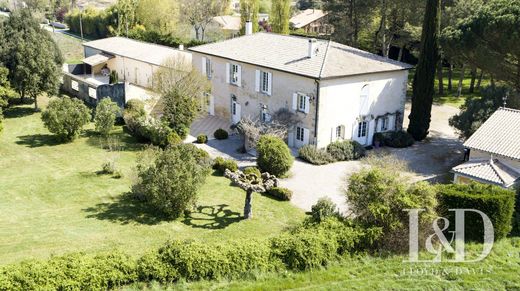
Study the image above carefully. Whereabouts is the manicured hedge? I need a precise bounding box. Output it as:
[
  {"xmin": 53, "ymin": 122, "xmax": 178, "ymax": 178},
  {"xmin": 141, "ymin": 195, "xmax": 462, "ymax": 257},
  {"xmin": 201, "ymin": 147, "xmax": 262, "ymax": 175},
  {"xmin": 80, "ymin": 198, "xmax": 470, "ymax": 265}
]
[
  {"xmin": 212, "ymin": 157, "xmax": 238, "ymax": 174},
  {"xmin": 437, "ymin": 183, "xmax": 516, "ymax": 241},
  {"xmin": 298, "ymin": 145, "xmax": 335, "ymax": 165},
  {"xmin": 0, "ymin": 251, "xmax": 137, "ymax": 290},
  {"xmin": 326, "ymin": 140, "xmax": 366, "ymax": 161},
  {"xmin": 0, "ymin": 219, "xmax": 367, "ymax": 289},
  {"xmin": 266, "ymin": 187, "xmax": 293, "ymax": 201}
]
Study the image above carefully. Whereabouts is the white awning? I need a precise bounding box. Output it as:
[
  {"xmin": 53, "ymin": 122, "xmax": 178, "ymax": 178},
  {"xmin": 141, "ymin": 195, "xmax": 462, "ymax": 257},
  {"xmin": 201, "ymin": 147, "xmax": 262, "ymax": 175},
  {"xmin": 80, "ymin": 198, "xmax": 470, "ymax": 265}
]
[{"xmin": 83, "ymin": 53, "xmax": 113, "ymax": 66}]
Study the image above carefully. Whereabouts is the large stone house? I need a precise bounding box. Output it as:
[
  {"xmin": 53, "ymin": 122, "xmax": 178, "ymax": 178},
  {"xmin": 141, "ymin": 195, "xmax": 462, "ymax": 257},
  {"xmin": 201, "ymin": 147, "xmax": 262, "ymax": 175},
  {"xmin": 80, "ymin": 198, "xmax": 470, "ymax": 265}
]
[
  {"xmin": 189, "ymin": 32, "xmax": 412, "ymax": 148},
  {"xmin": 452, "ymin": 107, "xmax": 520, "ymax": 188}
]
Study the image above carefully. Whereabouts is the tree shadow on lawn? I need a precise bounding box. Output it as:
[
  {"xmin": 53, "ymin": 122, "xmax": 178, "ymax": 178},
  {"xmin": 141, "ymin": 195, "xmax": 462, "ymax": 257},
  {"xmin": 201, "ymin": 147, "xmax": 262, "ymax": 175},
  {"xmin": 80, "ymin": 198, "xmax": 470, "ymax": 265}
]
[
  {"xmin": 182, "ymin": 204, "xmax": 243, "ymax": 230},
  {"xmin": 16, "ymin": 134, "xmax": 62, "ymax": 147},
  {"xmin": 85, "ymin": 129, "xmax": 144, "ymax": 152},
  {"xmin": 3, "ymin": 106, "xmax": 35, "ymax": 119},
  {"xmin": 83, "ymin": 192, "xmax": 171, "ymax": 225}
]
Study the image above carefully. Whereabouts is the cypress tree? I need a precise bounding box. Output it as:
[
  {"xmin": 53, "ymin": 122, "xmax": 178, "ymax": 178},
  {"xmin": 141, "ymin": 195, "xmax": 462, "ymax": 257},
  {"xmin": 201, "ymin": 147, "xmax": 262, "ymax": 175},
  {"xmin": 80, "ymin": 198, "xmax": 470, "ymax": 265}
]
[{"xmin": 407, "ymin": 0, "xmax": 441, "ymax": 141}]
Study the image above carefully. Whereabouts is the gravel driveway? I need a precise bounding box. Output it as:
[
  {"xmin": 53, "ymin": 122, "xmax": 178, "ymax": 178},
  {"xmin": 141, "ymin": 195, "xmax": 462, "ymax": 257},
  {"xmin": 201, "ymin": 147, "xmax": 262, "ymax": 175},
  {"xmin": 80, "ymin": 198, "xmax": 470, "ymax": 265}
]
[{"xmin": 195, "ymin": 104, "xmax": 464, "ymax": 213}]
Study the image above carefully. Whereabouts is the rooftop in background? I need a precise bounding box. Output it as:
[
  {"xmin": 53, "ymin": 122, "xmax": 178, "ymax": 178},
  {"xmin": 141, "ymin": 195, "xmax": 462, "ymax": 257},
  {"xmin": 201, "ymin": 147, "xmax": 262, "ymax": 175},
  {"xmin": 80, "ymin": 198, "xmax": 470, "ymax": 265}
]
[
  {"xmin": 290, "ymin": 9, "xmax": 327, "ymax": 29},
  {"xmin": 212, "ymin": 15, "xmax": 241, "ymax": 31},
  {"xmin": 82, "ymin": 37, "xmax": 188, "ymax": 67},
  {"xmin": 464, "ymin": 107, "xmax": 520, "ymax": 160},
  {"xmin": 189, "ymin": 32, "xmax": 412, "ymax": 79},
  {"xmin": 451, "ymin": 158, "xmax": 520, "ymax": 188}
]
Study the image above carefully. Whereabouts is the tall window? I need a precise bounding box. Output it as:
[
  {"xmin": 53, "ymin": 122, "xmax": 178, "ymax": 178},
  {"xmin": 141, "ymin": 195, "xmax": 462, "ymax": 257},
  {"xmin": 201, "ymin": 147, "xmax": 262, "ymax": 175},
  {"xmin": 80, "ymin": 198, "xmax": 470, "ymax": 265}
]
[
  {"xmin": 336, "ymin": 125, "xmax": 344, "ymax": 139},
  {"xmin": 298, "ymin": 93, "xmax": 307, "ymax": 112},
  {"xmin": 357, "ymin": 121, "xmax": 367, "ymax": 138},
  {"xmin": 296, "ymin": 127, "xmax": 305, "ymax": 142},
  {"xmin": 205, "ymin": 58, "xmax": 212, "ymax": 79},
  {"xmin": 381, "ymin": 116, "xmax": 389, "ymax": 131},
  {"xmin": 230, "ymin": 64, "xmax": 239, "ymax": 85},
  {"xmin": 261, "ymin": 71, "xmax": 270, "ymax": 93}
]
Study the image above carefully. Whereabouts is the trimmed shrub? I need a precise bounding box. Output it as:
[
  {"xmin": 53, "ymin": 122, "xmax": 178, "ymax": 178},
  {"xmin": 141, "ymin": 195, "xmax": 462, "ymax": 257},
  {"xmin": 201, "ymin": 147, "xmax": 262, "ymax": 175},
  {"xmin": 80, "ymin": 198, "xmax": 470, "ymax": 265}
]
[
  {"xmin": 196, "ymin": 134, "xmax": 208, "ymax": 144},
  {"xmin": 132, "ymin": 144, "xmax": 211, "ymax": 219},
  {"xmin": 212, "ymin": 157, "xmax": 238, "ymax": 174},
  {"xmin": 266, "ymin": 187, "xmax": 293, "ymax": 201},
  {"xmin": 298, "ymin": 145, "xmax": 335, "ymax": 165},
  {"xmin": 243, "ymin": 166, "xmax": 262, "ymax": 179},
  {"xmin": 153, "ymin": 239, "xmax": 275, "ymax": 281},
  {"xmin": 326, "ymin": 140, "xmax": 366, "ymax": 161},
  {"xmin": 270, "ymin": 227, "xmax": 338, "ymax": 271},
  {"xmin": 437, "ymin": 182, "xmax": 516, "ymax": 241},
  {"xmin": 0, "ymin": 251, "xmax": 137, "ymax": 290},
  {"xmin": 347, "ymin": 168, "xmax": 438, "ymax": 251},
  {"xmin": 513, "ymin": 186, "xmax": 520, "ymax": 236},
  {"xmin": 214, "ymin": 128, "xmax": 229, "ymax": 140},
  {"xmin": 95, "ymin": 98, "xmax": 121, "ymax": 136},
  {"xmin": 381, "ymin": 131, "xmax": 414, "ymax": 148},
  {"xmin": 41, "ymin": 97, "xmax": 91, "ymax": 141},
  {"xmin": 311, "ymin": 198, "xmax": 338, "ymax": 222},
  {"xmin": 256, "ymin": 135, "xmax": 293, "ymax": 177},
  {"xmin": 123, "ymin": 99, "xmax": 146, "ymax": 134}
]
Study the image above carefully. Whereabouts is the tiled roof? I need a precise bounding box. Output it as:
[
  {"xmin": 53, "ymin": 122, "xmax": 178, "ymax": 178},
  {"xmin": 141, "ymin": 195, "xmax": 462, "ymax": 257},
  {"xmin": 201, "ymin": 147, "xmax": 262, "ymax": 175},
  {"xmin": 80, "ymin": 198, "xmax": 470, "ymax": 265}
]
[
  {"xmin": 464, "ymin": 108, "xmax": 520, "ymax": 160},
  {"xmin": 83, "ymin": 37, "xmax": 190, "ymax": 67},
  {"xmin": 452, "ymin": 159, "xmax": 520, "ymax": 187},
  {"xmin": 290, "ymin": 9, "xmax": 327, "ymax": 29},
  {"xmin": 212, "ymin": 15, "xmax": 241, "ymax": 31},
  {"xmin": 189, "ymin": 33, "xmax": 412, "ymax": 79}
]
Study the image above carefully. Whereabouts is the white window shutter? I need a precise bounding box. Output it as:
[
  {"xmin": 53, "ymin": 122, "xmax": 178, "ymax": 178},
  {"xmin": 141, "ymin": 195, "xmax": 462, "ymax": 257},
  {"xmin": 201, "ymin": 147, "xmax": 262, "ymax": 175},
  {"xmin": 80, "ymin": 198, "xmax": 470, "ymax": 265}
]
[
  {"xmin": 304, "ymin": 95, "xmax": 310, "ymax": 114},
  {"xmin": 255, "ymin": 70, "xmax": 260, "ymax": 92},
  {"xmin": 389, "ymin": 115, "xmax": 395, "ymax": 130},
  {"xmin": 267, "ymin": 72, "xmax": 272, "ymax": 95},
  {"xmin": 237, "ymin": 65, "xmax": 242, "ymax": 87},
  {"xmin": 292, "ymin": 93, "xmax": 298, "ymax": 111},
  {"xmin": 202, "ymin": 57, "xmax": 207, "ymax": 74},
  {"xmin": 226, "ymin": 63, "xmax": 230, "ymax": 84},
  {"xmin": 288, "ymin": 131, "xmax": 295, "ymax": 147},
  {"xmin": 303, "ymin": 128, "xmax": 310, "ymax": 145}
]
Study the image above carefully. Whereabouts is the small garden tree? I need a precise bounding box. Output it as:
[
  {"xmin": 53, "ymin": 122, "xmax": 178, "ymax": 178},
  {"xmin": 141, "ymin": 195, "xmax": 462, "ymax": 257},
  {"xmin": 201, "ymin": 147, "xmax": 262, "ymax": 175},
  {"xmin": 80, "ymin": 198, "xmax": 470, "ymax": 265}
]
[
  {"xmin": 41, "ymin": 97, "xmax": 91, "ymax": 142},
  {"xmin": 132, "ymin": 144, "xmax": 211, "ymax": 219},
  {"xmin": 346, "ymin": 167, "xmax": 438, "ymax": 251},
  {"xmin": 224, "ymin": 169, "xmax": 279, "ymax": 219},
  {"xmin": 95, "ymin": 98, "xmax": 121, "ymax": 136},
  {"xmin": 256, "ymin": 135, "xmax": 293, "ymax": 177},
  {"xmin": 154, "ymin": 57, "xmax": 210, "ymax": 139}
]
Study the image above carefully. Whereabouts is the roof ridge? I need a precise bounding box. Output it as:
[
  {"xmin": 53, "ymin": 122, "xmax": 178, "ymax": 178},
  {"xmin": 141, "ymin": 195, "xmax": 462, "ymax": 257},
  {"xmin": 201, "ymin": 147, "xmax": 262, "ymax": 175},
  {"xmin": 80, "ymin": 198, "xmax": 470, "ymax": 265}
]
[
  {"xmin": 85, "ymin": 36, "xmax": 184, "ymax": 52},
  {"xmin": 489, "ymin": 159, "xmax": 506, "ymax": 184},
  {"xmin": 498, "ymin": 107, "xmax": 520, "ymax": 113},
  {"xmin": 319, "ymin": 40, "xmax": 332, "ymax": 79}
]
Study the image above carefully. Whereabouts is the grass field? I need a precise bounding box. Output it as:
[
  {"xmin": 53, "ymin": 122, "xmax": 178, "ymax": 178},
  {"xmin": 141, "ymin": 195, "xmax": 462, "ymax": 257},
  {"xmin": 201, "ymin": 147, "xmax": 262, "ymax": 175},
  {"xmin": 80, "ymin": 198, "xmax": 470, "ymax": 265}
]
[
  {"xmin": 0, "ymin": 98, "xmax": 305, "ymax": 265},
  {"xmin": 408, "ymin": 67, "xmax": 491, "ymax": 108},
  {"xmin": 51, "ymin": 32, "xmax": 84, "ymax": 64},
  {"xmin": 124, "ymin": 238, "xmax": 520, "ymax": 290}
]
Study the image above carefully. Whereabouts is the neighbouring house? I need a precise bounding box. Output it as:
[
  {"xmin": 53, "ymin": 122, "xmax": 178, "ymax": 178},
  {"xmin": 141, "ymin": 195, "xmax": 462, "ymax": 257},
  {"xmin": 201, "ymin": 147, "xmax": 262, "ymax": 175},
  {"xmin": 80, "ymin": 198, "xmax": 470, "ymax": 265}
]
[
  {"xmin": 452, "ymin": 107, "xmax": 520, "ymax": 189},
  {"xmin": 189, "ymin": 32, "xmax": 412, "ymax": 149},
  {"xmin": 290, "ymin": 9, "xmax": 333, "ymax": 35},
  {"xmin": 61, "ymin": 36, "xmax": 191, "ymax": 107},
  {"xmin": 210, "ymin": 15, "xmax": 241, "ymax": 39}
]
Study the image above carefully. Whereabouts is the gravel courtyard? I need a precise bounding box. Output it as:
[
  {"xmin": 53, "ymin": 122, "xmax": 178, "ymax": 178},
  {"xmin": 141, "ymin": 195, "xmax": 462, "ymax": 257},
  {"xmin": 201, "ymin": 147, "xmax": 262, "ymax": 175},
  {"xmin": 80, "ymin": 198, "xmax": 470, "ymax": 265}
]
[{"xmin": 196, "ymin": 104, "xmax": 464, "ymax": 213}]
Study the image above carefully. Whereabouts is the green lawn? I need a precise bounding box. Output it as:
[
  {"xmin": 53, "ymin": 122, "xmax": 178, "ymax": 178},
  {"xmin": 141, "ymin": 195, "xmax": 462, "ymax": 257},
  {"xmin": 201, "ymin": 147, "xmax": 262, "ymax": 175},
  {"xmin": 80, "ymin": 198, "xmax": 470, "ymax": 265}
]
[
  {"xmin": 125, "ymin": 238, "xmax": 520, "ymax": 290},
  {"xmin": 51, "ymin": 31, "xmax": 84, "ymax": 64},
  {"xmin": 0, "ymin": 100, "xmax": 305, "ymax": 265},
  {"xmin": 408, "ymin": 67, "xmax": 491, "ymax": 108}
]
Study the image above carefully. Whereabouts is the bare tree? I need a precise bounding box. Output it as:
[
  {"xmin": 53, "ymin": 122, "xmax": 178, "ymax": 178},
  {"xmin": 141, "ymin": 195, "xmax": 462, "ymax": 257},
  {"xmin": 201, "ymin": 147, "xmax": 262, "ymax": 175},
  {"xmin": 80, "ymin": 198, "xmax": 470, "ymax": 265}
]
[
  {"xmin": 180, "ymin": 0, "xmax": 225, "ymax": 41},
  {"xmin": 224, "ymin": 169, "xmax": 278, "ymax": 219}
]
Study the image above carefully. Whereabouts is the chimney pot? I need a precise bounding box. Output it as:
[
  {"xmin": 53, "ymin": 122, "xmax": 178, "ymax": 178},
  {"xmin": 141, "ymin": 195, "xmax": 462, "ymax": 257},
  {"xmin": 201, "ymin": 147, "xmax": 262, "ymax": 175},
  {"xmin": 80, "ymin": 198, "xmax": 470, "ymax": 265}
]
[
  {"xmin": 178, "ymin": 44, "xmax": 184, "ymax": 50},
  {"xmin": 245, "ymin": 21, "xmax": 253, "ymax": 35},
  {"xmin": 308, "ymin": 38, "xmax": 317, "ymax": 58}
]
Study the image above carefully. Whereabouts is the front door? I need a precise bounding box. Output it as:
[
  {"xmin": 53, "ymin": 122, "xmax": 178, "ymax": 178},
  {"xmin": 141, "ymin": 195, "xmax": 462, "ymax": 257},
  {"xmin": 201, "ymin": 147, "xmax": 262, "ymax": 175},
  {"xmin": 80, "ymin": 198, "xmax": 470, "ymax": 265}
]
[{"xmin": 231, "ymin": 100, "xmax": 241, "ymax": 124}]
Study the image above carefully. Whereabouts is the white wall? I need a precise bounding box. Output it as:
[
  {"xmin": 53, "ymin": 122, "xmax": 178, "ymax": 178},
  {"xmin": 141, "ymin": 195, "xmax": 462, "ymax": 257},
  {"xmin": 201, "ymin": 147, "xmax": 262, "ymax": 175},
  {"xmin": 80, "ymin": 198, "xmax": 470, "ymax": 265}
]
[{"xmin": 317, "ymin": 70, "xmax": 408, "ymax": 148}]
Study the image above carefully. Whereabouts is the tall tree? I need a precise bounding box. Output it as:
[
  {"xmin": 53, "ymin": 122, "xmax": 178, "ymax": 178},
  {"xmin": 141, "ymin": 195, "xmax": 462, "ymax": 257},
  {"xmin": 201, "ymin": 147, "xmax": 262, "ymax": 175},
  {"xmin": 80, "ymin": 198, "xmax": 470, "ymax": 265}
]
[
  {"xmin": 270, "ymin": 0, "xmax": 290, "ymax": 34},
  {"xmin": 240, "ymin": 0, "xmax": 259, "ymax": 34},
  {"xmin": 181, "ymin": 0, "xmax": 226, "ymax": 41},
  {"xmin": 0, "ymin": 9, "xmax": 63, "ymax": 110},
  {"xmin": 323, "ymin": 0, "xmax": 376, "ymax": 47},
  {"xmin": 442, "ymin": 0, "xmax": 520, "ymax": 92},
  {"xmin": 407, "ymin": 0, "xmax": 441, "ymax": 141}
]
